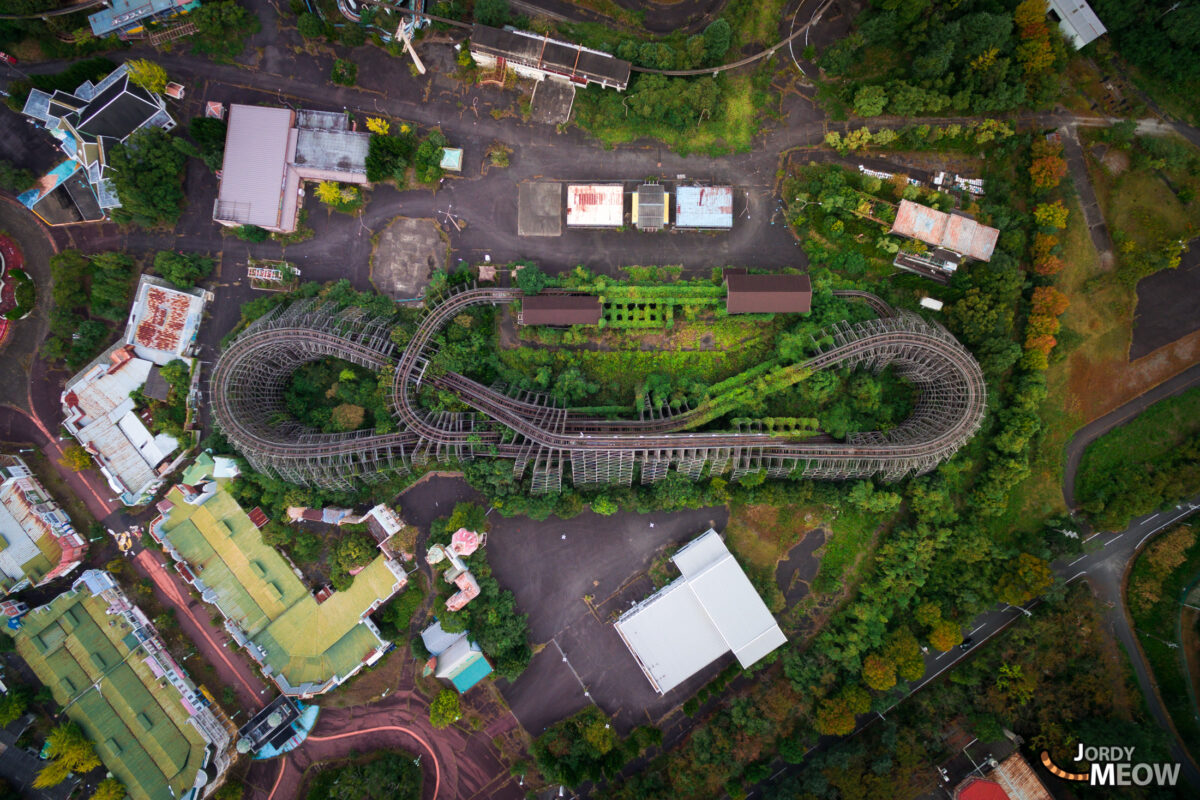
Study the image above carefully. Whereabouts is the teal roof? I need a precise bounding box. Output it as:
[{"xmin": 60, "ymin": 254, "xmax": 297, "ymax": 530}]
[{"xmin": 449, "ymin": 651, "xmax": 492, "ymax": 693}]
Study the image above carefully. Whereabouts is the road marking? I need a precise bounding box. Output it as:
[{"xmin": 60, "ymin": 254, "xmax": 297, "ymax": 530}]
[
  {"xmin": 969, "ymin": 623, "xmax": 986, "ymax": 635},
  {"xmin": 937, "ymin": 651, "xmax": 949, "ymax": 659},
  {"xmin": 1106, "ymin": 533, "xmax": 1124, "ymax": 546},
  {"xmin": 1069, "ymin": 555, "xmax": 1087, "ymax": 566},
  {"xmin": 1146, "ymin": 513, "xmax": 1160, "ymax": 522},
  {"xmin": 1067, "ymin": 571, "xmax": 1088, "ymax": 583},
  {"xmin": 1084, "ymin": 531, "xmax": 1102, "ymax": 543}
]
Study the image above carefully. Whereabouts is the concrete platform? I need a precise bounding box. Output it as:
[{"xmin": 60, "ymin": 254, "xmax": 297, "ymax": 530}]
[
  {"xmin": 517, "ymin": 182, "xmax": 562, "ymax": 237},
  {"xmin": 369, "ymin": 216, "xmax": 448, "ymax": 300},
  {"xmin": 530, "ymin": 78, "xmax": 576, "ymax": 125}
]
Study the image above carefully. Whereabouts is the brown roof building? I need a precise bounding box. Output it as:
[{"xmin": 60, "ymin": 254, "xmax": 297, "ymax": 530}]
[
  {"xmin": 725, "ymin": 273, "xmax": 812, "ymax": 314},
  {"xmin": 519, "ymin": 295, "xmax": 603, "ymax": 326}
]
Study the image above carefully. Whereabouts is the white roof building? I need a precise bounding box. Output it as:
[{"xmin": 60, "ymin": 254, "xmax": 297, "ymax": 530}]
[
  {"xmin": 566, "ymin": 184, "xmax": 624, "ymax": 227},
  {"xmin": 1047, "ymin": 0, "xmax": 1106, "ymax": 49},
  {"xmin": 61, "ymin": 346, "xmax": 178, "ymax": 506},
  {"xmin": 124, "ymin": 275, "xmax": 207, "ymax": 366},
  {"xmin": 615, "ymin": 529, "xmax": 787, "ymax": 694}
]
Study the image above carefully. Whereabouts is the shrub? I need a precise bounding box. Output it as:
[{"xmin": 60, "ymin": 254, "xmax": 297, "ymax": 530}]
[
  {"xmin": 413, "ymin": 130, "xmax": 448, "ymax": 184},
  {"xmin": 331, "ymin": 59, "xmax": 358, "ymax": 86},
  {"xmin": 234, "ymin": 224, "xmax": 269, "ymax": 242},
  {"xmin": 154, "ymin": 251, "xmax": 215, "ymax": 289},
  {"xmin": 429, "ymin": 689, "xmax": 461, "ymax": 728}
]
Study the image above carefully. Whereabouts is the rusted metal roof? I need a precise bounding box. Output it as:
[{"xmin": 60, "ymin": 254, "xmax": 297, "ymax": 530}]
[
  {"xmin": 566, "ymin": 184, "xmax": 623, "ymax": 227},
  {"xmin": 520, "ymin": 294, "xmax": 602, "ymax": 325},
  {"xmin": 725, "ymin": 273, "xmax": 812, "ymax": 314},
  {"xmin": 127, "ymin": 277, "xmax": 204, "ymax": 364},
  {"xmin": 890, "ymin": 200, "xmax": 998, "ymax": 261},
  {"xmin": 675, "ymin": 186, "xmax": 733, "ymax": 229}
]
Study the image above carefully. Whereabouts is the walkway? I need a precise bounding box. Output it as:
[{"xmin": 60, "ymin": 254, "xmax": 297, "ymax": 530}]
[
  {"xmin": 133, "ymin": 549, "xmax": 272, "ymax": 711},
  {"xmin": 244, "ymin": 656, "xmax": 524, "ymax": 800}
]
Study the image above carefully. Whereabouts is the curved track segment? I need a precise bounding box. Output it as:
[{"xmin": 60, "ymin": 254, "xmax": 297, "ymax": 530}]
[{"xmin": 211, "ymin": 289, "xmax": 987, "ymax": 492}]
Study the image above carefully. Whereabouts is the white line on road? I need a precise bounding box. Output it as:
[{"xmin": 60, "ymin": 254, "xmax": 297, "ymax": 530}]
[
  {"xmin": 1106, "ymin": 533, "xmax": 1125, "ymax": 546},
  {"xmin": 1145, "ymin": 513, "xmax": 1160, "ymax": 522},
  {"xmin": 1135, "ymin": 505, "xmax": 1200, "ymax": 550},
  {"xmin": 1067, "ymin": 571, "xmax": 1088, "ymax": 583},
  {"xmin": 937, "ymin": 651, "xmax": 949, "ymax": 659},
  {"xmin": 1069, "ymin": 555, "xmax": 1087, "ymax": 566},
  {"xmin": 968, "ymin": 623, "xmax": 986, "ymax": 636},
  {"xmin": 1084, "ymin": 531, "xmax": 1102, "ymax": 543}
]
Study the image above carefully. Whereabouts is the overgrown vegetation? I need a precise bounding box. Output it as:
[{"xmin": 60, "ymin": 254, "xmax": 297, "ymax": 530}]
[
  {"xmin": 42, "ymin": 250, "xmax": 138, "ymax": 369},
  {"xmin": 1127, "ymin": 523, "xmax": 1200, "ymax": 762},
  {"xmin": 133, "ymin": 359, "xmax": 192, "ymax": 439},
  {"xmin": 426, "ymin": 502, "xmax": 531, "ymax": 679},
  {"xmin": 1093, "ymin": 0, "xmax": 1200, "ymax": 123},
  {"xmin": 819, "ymin": 0, "xmax": 1069, "ymax": 118},
  {"xmin": 283, "ymin": 358, "xmax": 393, "ymax": 434},
  {"xmin": 532, "ymin": 705, "xmax": 661, "ymax": 787},
  {"xmin": 1083, "ymin": 126, "xmax": 1200, "ymax": 287},
  {"xmin": 108, "ymin": 127, "xmax": 188, "ymax": 227},
  {"xmin": 1076, "ymin": 386, "xmax": 1200, "ymax": 530},
  {"xmin": 304, "ymin": 749, "xmax": 421, "ymax": 800}
]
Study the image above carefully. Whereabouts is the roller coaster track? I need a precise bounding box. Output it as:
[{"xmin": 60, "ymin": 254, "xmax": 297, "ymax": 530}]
[{"xmin": 211, "ymin": 288, "xmax": 986, "ymax": 492}]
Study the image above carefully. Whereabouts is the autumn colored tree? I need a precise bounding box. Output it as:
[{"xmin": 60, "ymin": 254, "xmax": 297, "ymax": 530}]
[
  {"xmin": 59, "ymin": 445, "xmax": 92, "ymax": 472},
  {"xmin": 1033, "ymin": 233, "xmax": 1059, "ymax": 259},
  {"xmin": 365, "ymin": 117, "xmax": 390, "ymax": 135},
  {"xmin": 1032, "ymin": 254, "xmax": 1065, "ymax": 276},
  {"xmin": 928, "ymin": 619, "xmax": 963, "ymax": 652},
  {"xmin": 429, "ymin": 689, "xmax": 461, "ymax": 729},
  {"xmin": 125, "ymin": 59, "xmax": 168, "ymax": 94},
  {"xmin": 997, "ymin": 553, "xmax": 1055, "ymax": 606},
  {"xmin": 913, "ymin": 602, "xmax": 942, "ymax": 628},
  {"xmin": 882, "ymin": 627, "xmax": 926, "ymax": 682},
  {"xmin": 34, "ymin": 723, "xmax": 101, "ymax": 788},
  {"xmin": 1029, "ymin": 154, "xmax": 1068, "ymax": 190},
  {"xmin": 1034, "ymin": 201, "xmax": 1069, "ymax": 229},
  {"xmin": 814, "ymin": 685, "xmax": 870, "ymax": 736},
  {"xmin": 1025, "ymin": 314, "xmax": 1061, "ymax": 338},
  {"xmin": 92, "ymin": 778, "xmax": 127, "ymax": 800},
  {"xmin": 1030, "ymin": 286, "xmax": 1069, "ymax": 317},
  {"xmin": 1024, "ymin": 333, "xmax": 1057, "ymax": 355},
  {"xmin": 862, "ymin": 653, "xmax": 897, "ymax": 691}
]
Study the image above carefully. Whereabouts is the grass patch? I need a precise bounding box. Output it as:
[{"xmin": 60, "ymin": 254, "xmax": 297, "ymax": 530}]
[
  {"xmin": 812, "ymin": 506, "xmax": 876, "ymax": 595},
  {"xmin": 1077, "ymin": 385, "xmax": 1200, "ymax": 496},
  {"xmin": 1127, "ymin": 523, "xmax": 1200, "ymax": 761},
  {"xmin": 573, "ymin": 71, "xmax": 766, "ymax": 156},
  {"xmin": 724, "ymin": 503, "xmax": 819, "ymax": 574}
]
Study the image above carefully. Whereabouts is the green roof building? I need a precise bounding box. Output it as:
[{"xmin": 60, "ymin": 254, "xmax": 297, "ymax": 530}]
[
  {"xmin": 151, "ymin": 480, "xmax": 407, "ymax": 697},
  {"xmin": 11, "ymin": 570, "xmax": 231, "ymax": 800}
]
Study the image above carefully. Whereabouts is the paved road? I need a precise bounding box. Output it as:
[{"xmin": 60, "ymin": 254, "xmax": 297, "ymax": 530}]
[{"xmin": 134, "ymin": 549, "xmax": 272, "ymax": 712}]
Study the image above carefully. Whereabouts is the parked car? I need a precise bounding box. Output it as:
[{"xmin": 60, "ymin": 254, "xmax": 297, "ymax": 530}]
[{"xmin": 0, "ymin": 52, "xmax": 17, "ymax": 66}]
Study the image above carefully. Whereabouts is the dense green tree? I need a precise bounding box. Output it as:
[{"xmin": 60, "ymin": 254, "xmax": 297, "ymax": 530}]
[
  {"xmin": 154, "ymin": 250, "xmax": 215, "ymax": 289},
  {"xmin": 515, "ymin": 263, "xmax": 548, "ymax": 295},
  {"xmin": 304, "ymin": 751, "xmax": 421, "ymax": 800},
  {"xmin": 108, "ymin": 128, "xmax": 188, "ymax": 226},
  {"xmin": 473, "ymin": 0, "xmax": 511, "ymax": 27},
  {"xmin": 191, "ymin": 1, "xmax": 261, "ymax": 59},
  {"xmin": 88, "ymin": 252, "xmax": 136, "ymax": 321},
  {"xmin": 413, "ymin": 131, "xmax": 448, "ymax": 184},
  {"xmin": 0, "ymin": 159, "xmax": 35, "ymax": 193},
  {"xmin": 188, "ymin": 117, "xmax": 227, "ymax": 172}
]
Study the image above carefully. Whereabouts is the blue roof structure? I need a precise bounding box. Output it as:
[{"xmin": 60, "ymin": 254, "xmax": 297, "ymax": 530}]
[
  {"xmin": 89, "ymin": 0, "xmax": 195, "ymax": 37},
  {"xmin": 675, "ymin": 185, "xmax": 733, "ymax": 229},
  {"xmin": 449, "ymin": 650, "xmax": 493, "ymax": 692}
]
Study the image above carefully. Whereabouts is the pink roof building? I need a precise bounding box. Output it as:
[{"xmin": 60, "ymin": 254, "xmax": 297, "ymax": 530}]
[
  {"xmin": 450, "ymin": 527, "xmax": 482, "ymax": 557},
  {"xmin": 446, "ymin": 572, "xmax": 481, "ymax": 612}
]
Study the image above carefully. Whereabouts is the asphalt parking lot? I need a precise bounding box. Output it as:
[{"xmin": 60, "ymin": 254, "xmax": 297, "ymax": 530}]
[{"xmin": 1130, "ymin": 237, "xmax": 1200, "ymax": 359}]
